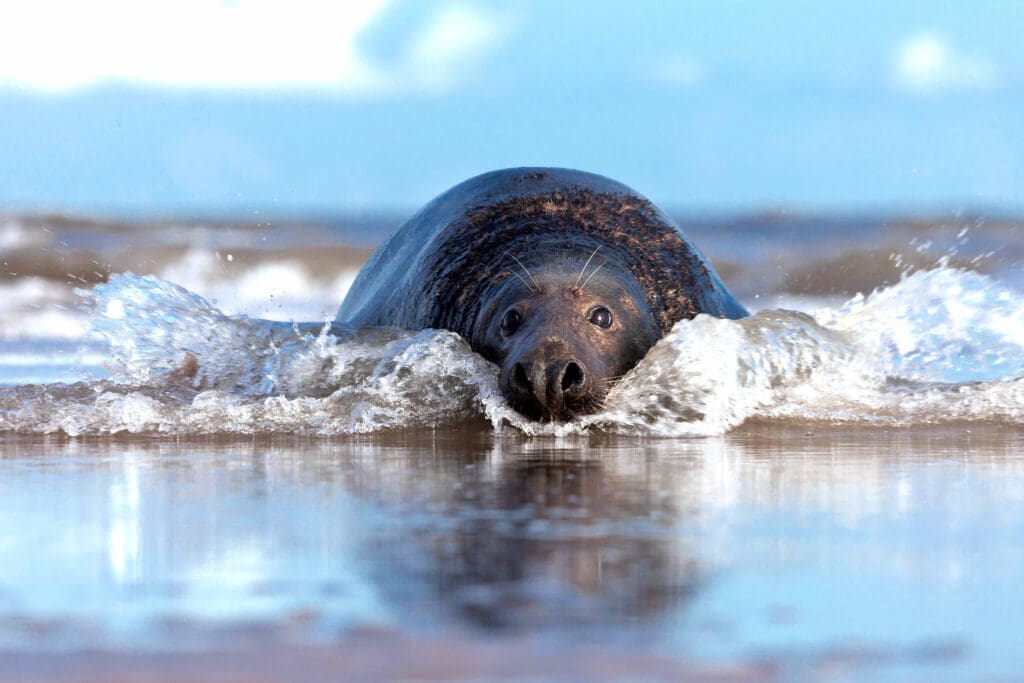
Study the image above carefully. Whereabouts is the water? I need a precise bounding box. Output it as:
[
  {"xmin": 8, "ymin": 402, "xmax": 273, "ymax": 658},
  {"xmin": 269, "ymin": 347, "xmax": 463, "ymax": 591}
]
[
  {"xmin": 0, "ymin": 210, "xmax": 1022, "ymax": 681},
  {"xmin": 2, "ymin": 211, "xmax": 1022, "ymax": 436},
  {"xmin": 2, "ymin": 265, "xmax": 1021, "ymax": 436},
  {"xmin": 1, "ymin": 428, "xmax": 1022, "ymax": 681}
]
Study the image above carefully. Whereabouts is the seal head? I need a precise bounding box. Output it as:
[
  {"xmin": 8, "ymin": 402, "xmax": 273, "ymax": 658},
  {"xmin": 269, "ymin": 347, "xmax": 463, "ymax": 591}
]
[{"xmin": 473, "ymin": 246, "xmax": 658, "ymax": 421}]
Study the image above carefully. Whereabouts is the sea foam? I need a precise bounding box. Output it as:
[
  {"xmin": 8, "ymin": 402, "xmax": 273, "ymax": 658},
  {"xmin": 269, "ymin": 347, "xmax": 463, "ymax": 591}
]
[{"xmin": 1, "ymin": 268, "xmax": 1021, "ymax": 436}]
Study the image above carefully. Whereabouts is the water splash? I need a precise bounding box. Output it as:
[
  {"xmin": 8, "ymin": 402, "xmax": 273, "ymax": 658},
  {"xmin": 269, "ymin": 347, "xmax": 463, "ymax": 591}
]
[{"xmin": 1, "ymin": 268, "xmax": 1021, "ymax": 436}]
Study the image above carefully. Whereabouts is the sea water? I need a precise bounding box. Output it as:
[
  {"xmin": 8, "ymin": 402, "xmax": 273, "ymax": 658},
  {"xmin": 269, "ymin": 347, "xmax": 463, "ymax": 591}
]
[
  {"xmin": 1, "ymin": 262, "xmax": 1021, "ymax": 437},
  {"xmin": 0, "ymin": 212, "xmax": 1022, "ymax": 682}
]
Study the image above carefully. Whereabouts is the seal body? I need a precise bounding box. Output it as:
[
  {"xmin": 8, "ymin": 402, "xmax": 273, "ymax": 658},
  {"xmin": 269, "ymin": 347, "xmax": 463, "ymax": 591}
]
[{"xmin": 336, "ymin": 167, "xmax": 747, "ymax": 421}]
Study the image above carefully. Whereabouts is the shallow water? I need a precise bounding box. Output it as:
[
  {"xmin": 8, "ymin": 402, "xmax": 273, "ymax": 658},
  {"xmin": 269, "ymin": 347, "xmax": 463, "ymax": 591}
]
[
  {"xmin": 1, "ymin": 211, "xmax": 1023, "ymax": 680},
  {"xmin": 1, "ymin": 426, "xmax": 1022, "ymax": 682},
  {"xmin": 4, "ymin": 208, "xmax": 1024, "ymax": 436},
  {"xmin": 3, "ymin": 264, "xmax": 1022, "ymax": 437}
]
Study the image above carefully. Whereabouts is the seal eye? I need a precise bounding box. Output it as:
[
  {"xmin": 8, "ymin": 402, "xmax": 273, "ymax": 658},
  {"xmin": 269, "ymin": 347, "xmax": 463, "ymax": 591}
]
[
  {"xmin": 588, "ymin": 306, "xmax": 613, "ymax": 328},
  {"xmin": 501, "ymin": 309, "xmax": 523, "ymax": 334}
]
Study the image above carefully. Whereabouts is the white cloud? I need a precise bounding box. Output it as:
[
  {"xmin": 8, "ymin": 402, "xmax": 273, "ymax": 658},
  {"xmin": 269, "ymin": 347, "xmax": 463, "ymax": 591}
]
[
  {"xmin": 892, "ymin": 33, "xmax": 1000, "ymax": 95},
  {"xmin": 398, "ymin": 5, "xmax": 513, "ymax": 93},
  {"xmin": 0, "ymin": 0, "xmax": 512, "ymax": 94},
  {"xmin": 356, "ymin": 4, "xmax": 516, "ymax": 95},
  {"xmin": 649, "ymin": 55, "xmax": 704, "ymax": 87}
]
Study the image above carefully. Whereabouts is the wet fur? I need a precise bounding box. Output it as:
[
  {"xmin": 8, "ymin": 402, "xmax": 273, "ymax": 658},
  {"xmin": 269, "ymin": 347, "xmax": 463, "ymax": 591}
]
[
  {"xmin": 335, "ymin": 168, "xmax": 747, "ymax": 420},
  {"xmin": 416, "ymin": 188, "xmax": 715, "ymax": 341}
]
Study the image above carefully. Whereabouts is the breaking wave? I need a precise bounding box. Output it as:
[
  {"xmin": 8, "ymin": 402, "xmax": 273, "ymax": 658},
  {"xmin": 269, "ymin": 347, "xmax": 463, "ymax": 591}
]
[{"xmin": 1, "ymin": 267, "xmax": 1022, "ymax": 436}]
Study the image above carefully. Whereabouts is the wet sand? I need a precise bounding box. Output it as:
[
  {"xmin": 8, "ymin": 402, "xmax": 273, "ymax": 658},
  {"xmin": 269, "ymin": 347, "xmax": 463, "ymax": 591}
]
[
  {"xmin": 1, "ymin": 424, "xmax": 1022, "ymax": 682},
  {"xmin": 1, "ymin": 632, "xmax": 769, "ymax": 683}
]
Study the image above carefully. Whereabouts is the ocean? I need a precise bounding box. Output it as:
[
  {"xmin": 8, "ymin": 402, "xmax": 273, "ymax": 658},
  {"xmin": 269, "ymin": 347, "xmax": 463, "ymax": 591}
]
[{"xmin": 0, "ymin": 210, "xmax": 1022, "ymax": 681}]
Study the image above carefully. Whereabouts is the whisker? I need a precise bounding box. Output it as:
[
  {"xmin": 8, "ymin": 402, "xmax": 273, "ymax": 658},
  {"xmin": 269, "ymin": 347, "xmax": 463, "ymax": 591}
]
[
  {"xmin": 580, "ymin": 260, "xmax": 605, "ymax": 289},
  {"xmin": 511, "ymin": 254, "xmax": 541, "ymax": 293},
  {"xmin": 507, "ymin": 267, "xmax": 535, "ymax": 292},
  {"xmin": 576, "ymin": 245, "xmax": 602, "ymax": 285}
]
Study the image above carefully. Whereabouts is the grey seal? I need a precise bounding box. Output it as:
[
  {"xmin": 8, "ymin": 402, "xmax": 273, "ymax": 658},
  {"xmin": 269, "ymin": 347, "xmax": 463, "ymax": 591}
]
[{"xmin": 336, "ymin": 167, "xmax": 747, "ymax": 421}]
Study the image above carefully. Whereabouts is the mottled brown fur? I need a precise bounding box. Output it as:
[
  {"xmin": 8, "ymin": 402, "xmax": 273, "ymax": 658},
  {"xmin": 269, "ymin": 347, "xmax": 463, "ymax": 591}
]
[{"xmin": 419, "ymin": 189, "xmax": 710, "ymax": 341}]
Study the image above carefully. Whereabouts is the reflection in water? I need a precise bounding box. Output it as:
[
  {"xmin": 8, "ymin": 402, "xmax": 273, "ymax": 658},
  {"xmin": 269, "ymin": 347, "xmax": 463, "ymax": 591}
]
[
  {"xmin": 373, "ymin": 448, "xmax": 699, "ymax": 631},
  {"xmin": 1, "ymin": 427, "xmax": 1023, "ymax": 679},
  {"xmin": 108, "ymin": 456, "xmax": 141, "ymax": 584}
]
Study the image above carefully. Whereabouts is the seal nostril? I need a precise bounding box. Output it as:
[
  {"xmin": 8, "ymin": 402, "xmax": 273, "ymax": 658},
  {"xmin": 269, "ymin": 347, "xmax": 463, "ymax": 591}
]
[
  {"xmin": 512, "ymin": 363, "xmax": 531, "ymax": 393},
  {"xmin": 561, "ymin": 362, "xmax": 584, "ymax": 392}
]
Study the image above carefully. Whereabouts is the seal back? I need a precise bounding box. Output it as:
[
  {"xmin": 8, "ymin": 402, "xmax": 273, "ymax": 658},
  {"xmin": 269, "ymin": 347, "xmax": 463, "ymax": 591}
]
[{"xmin": 335, "ymin": 167, "xmax": 747, "ymax": 337}]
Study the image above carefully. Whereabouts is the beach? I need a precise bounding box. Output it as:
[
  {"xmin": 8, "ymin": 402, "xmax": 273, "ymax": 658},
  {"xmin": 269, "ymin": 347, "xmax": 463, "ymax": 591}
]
[{"xmin": 4, "ymin": 1, "xmax": 1023, "ymax": 678}]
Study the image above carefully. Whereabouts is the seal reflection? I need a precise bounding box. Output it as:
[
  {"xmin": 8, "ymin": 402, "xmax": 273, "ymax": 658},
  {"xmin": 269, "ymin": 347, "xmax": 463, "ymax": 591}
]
[
  {"xmin": 0, "ymin": 432, "xmax": 709, "ymax": 647},
  {"xmin": 408, "ymin": 451, "xmax": 699, "ymax": 630}
]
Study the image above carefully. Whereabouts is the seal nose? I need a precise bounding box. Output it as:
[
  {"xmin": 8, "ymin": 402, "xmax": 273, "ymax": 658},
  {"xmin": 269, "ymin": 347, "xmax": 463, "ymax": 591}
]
[{"xmin": 507, "ymin": 357, "xmax": 589, "ymax": 419}]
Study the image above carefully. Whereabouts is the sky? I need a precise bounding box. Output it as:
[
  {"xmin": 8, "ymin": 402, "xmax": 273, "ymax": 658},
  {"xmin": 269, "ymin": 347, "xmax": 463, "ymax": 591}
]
[{"xmin": 1, "ymin": 0, "xmax": 1022, "ymax": 214}]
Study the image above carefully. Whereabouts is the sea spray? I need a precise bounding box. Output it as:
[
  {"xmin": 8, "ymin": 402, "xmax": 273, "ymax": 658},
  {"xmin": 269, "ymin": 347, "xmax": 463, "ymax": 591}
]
[{"xmin": 1, "ymin": 267, "xmax": 1021, "ymax": 436}]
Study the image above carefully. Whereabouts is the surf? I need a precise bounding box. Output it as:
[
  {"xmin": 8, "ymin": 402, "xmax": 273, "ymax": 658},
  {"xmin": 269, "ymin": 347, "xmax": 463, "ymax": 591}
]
[{"xmin": 2, "ymin": 264, "xmax": 1021, "ymax": 437}]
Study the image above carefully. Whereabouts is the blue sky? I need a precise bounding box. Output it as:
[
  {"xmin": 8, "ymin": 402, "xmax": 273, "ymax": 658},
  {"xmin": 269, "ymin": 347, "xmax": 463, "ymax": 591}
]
[{"xmin": 1, "ymin": 0, "xmax": 1022, "ymax": 213}]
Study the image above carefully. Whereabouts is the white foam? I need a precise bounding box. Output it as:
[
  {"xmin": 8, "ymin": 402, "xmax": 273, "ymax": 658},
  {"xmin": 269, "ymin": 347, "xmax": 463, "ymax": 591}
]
[
  {"xmin": 1, "ymin": 268, "xmax": 1022, "ymax": 436},
  {"xmin": 3, "ymin": 254, "xmax": 355, "ymax": 335},
  {"xmin": 157, "ymin": 250, "xmax": 358, "ymax": 321},
  {"xmin": 0, "ymin": 278, "xmax": 91, "ymax": 341}
]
